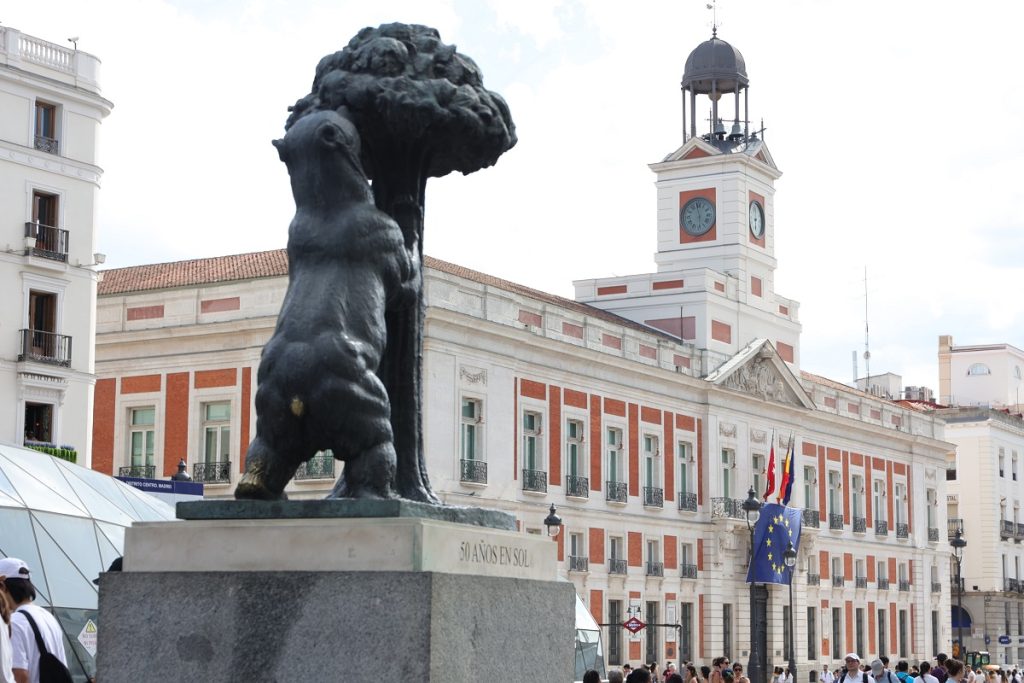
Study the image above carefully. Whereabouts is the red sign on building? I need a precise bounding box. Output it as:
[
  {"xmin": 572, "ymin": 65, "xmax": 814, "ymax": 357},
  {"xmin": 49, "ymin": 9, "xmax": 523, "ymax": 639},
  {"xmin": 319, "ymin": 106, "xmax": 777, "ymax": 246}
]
[{"xmin": 624, "ymin": 616, "xmax": 646, "ymax": 634}]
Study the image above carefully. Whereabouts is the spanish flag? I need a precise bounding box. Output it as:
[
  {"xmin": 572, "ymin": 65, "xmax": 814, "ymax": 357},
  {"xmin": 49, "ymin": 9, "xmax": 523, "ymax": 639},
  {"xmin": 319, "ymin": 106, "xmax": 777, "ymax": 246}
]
[
  {"xmin": 762, "ymin": 440, "xmax": 776, "ymax": 501},
  {"xmin": 776, "ymin": 436, "xmax": 796, "ymax": 506}
]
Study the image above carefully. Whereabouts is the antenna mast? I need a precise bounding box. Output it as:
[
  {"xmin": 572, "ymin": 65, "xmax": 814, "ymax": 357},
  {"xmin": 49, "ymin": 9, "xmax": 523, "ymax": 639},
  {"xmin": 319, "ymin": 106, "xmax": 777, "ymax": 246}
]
[{"xmin": 863, "ymin": 266, "xmax": 871, "ymax": 388}]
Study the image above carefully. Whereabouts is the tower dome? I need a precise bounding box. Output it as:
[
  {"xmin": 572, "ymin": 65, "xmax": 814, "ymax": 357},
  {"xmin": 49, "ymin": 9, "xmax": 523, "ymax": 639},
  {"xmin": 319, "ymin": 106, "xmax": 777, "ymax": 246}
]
[{"xmin": 681, "ymin": 31, "xmax": 749, "ymax": 95}]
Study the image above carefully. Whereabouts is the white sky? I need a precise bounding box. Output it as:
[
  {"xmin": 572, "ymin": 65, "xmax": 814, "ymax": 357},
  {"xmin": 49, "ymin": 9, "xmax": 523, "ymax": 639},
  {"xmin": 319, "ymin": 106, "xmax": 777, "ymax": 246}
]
[{"xmin": 7, "ymin": 0, "xmax": 1024, "ymax": 393}]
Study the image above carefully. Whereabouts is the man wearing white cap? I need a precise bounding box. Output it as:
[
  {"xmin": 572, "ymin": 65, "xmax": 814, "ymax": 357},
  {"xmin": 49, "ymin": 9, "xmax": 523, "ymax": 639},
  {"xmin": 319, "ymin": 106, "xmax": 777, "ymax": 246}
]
[
  {"xmin": 0, "ymin": 558, "xmax": 67, "ymax": 683},
  {"xmin": 838, "ymin": 654, "xmax": 875, "ymax": 683}
]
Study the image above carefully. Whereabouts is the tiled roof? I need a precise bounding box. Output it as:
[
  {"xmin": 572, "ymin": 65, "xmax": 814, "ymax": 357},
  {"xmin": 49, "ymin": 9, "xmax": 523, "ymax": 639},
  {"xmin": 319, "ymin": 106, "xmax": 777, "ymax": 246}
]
[{"xmin": 98, "ymin": 249, "xmax": 681, "ymax": 342}]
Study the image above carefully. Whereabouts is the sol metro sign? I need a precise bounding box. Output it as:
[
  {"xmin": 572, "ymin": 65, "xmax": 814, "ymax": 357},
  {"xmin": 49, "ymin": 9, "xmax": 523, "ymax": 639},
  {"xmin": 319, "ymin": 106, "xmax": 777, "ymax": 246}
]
[{"xmin": 624, "ymin": 616, "xmax": 646, "ymax": 633}]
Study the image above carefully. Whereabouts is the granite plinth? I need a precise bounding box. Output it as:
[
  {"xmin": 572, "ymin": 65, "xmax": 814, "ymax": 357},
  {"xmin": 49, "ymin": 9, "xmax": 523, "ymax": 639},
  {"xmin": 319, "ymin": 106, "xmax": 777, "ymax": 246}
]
[
  {"xmin": 177, "ymin": 498, "xmax": 515, "ymax": 530},
  {"xmin": 97, "ymin": 570, "xmax": 575, "ymax": 682}
]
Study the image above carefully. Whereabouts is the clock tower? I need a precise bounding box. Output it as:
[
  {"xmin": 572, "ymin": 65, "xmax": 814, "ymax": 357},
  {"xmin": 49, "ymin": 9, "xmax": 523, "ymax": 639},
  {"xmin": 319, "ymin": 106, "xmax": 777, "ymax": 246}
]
[{"xmin": 575, "ymin": 30, "xmax": 801, "ymax": 371}]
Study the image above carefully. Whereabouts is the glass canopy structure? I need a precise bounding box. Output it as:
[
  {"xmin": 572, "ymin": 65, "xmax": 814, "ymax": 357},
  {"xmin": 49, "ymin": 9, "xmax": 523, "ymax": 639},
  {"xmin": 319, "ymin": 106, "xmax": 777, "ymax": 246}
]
[{"xmin": 0, "ymin": 442, "xmax": 175, "ymax": 679}]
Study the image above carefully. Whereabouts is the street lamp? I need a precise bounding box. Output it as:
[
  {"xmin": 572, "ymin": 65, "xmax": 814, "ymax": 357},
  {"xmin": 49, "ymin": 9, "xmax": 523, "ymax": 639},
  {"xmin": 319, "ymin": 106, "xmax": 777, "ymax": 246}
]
[
  {"xmin": 951, "ymin": 528, "xmax": 967, "ymax": 656},
  {"xmin": 784, "ymin": 541, "xmax": 798, "ymax": 683},
  {"xmin": 544, "ymin": 503, "xmax": 562, "ymax": 537},
  {"xmin": 743, "ymin": 487, "xmax": 765, "ymax": 683}
]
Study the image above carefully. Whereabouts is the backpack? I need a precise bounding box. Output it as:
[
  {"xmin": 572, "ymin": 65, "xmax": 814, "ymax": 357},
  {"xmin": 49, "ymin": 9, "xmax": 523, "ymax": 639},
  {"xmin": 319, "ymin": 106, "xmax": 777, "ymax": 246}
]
[
  {"xmin": 840, "ymin": 673, "xmax": 869, "ymax": 683},
  {"xmin": 17, "ymin": 609, "xmax": 73, "ymax": 683}
]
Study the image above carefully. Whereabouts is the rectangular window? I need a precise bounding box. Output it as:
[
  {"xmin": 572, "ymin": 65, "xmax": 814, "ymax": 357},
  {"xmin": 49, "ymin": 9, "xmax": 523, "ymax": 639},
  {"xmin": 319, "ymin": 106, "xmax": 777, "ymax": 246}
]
[
  {"xmin": 852, "ymin": 474, "xmax": 864, "ymax": 518},
  {"xmin": 522, "ymin": 411, "xmax": 542, "ymax": 471},
  {"xmin": 931, "ymin": 610, "xmax": 939, "ymax": 659},
  {"xmin": 878, "ymin": 609, "xmax": 887, "ymax": 658},
  {"xmin": 28, "ymin": 290, "xmax": 57, "ymax": 334},
  {"xmin": 1006, "ymin": 602, "xmax": 1012, "ymax": 635},
  {"xmin": 460, "ymin": 398, "xmax": 482, "ymax": 461},
  {"xmin": 895, "ymin": 483, "xmax": 906, "ymax": 524},
  {"xmin": 828, "ymin": 470, "xmax": 841, "ymax": 515},
  {"xmin": 1000, "ymin": 448, "xmax": 1006, "ymax": 477},
  {"xmin": 32, "ymin": 191, "xmax": 59, "ymax": 228},
  {"xmin": 607, "ymin": 427, "xmax": 623, "ymax": 483},
  {"xmin": 806, "ymin": 606, "xmax": 817, "ymax": 661},
  {"xmin": 752, "ymin": 453, "xmax": 765, "ymax": 500},
  {"xmin": 723, "ymin": 604, "xmax": 732, "ymax": 659},
  {"xmin": 608, "ymin": 600, "xmax": 623, "ymax": 664},
  {"xmin": 927, "ymin": 489, "xmax": 937, "ymax": 528},
  {"xmin": 898, "ymin": 610, "xmax": 907, "ymax": 658},
  {"xmin": 678, "ymin": 442, "xmax": 691, "ymax": 494},
  {"xmin": 569, "ymin": 532, "xmax": 584, "ymax": 559},
  {"xmin": 609, "ymin": 536, "xmax": 623, "ymax": 560},
  {"xmin": 202, "ymin": 402, "xmax": 231, "ymax": 463},
  {"xmin": 646, "ymin": 601, "xmax": 660, "ymax": 663},
  {"xmin": 644, "ymin": 434, "xmax": 659, "ymax": 487},
  {"xmin": 803, "ymin": 465, "xmax": 817, "ymax": 509},
  {"xmin": 874, "ymin": 480, "xmax": 887, "ymax": 522},
  {"xmin": 722, "ymin": 448, "xmax": 733, "ymax": 498},
  {"xmin": 566, "ymin": 418, "xmax": 584, "ymax": 479},
  {"xmin": 855, "ymin": 608, "xmax": 865, "ymax": 661},
  {"xmin": 24, "ymin": 402, "xmax": 53, "ymax": 443},
  {"xmin": 831, "ymin": 557, "xmax": 842, "ymax": 581},
  {"xmin": 129, "ymin": 407, "xmax": 156, "ymax": 468},
  {"xmin": 681, "ymin": 603, "xmax": 694, "ymax": 664},
  {"xmin": 832, "ymin": 607, "xmax": 842, "ymax": 660},
  {"xmin": 1014, "ymin": 452, "xmax": 1019, "ymax": 481},
  {"xmin": 35, "ymin": 101, "xmax": 57, "ymax": 139}
]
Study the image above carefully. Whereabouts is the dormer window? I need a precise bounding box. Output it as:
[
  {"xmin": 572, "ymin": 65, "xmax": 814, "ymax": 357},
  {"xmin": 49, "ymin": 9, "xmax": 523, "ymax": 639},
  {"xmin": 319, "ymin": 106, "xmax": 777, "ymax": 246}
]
[{"xmin": 967, "ymin": 363, "xmax": 991, "ymax": 376}]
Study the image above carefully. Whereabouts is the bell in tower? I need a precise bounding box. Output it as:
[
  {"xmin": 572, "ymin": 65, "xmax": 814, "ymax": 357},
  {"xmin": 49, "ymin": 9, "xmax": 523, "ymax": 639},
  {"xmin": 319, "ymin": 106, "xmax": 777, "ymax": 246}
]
[{"xmin": 681, "ymin": 27, "xmax": 750, "ymax": 147}]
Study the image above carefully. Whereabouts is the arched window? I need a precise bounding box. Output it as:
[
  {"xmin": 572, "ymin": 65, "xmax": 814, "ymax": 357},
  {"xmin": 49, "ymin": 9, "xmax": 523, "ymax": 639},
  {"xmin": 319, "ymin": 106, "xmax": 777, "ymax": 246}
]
[{"xmin": 967, "ymin": 363, "xmax": 991, "ymax": 376}]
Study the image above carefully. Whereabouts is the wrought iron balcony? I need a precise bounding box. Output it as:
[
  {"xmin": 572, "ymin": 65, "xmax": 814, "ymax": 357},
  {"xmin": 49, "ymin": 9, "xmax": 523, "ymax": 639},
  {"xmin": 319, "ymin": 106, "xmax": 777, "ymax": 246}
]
[
  {"xmin": 807, "ymin": 573, "xmax": 820, "ymax": 586},
  {"xmin": 565, "ymin": 474, "xmax": 589, "ymax": 498},
  {"xmin": 34, "ymin": 135, "xmax": 59, "ymax": 154},
  {"xmin": 802, "ymin": 508, "xmax": 820, "ymax": 528},
  {"xmin": 948, "ymin": 518, "xmax": 964, "ymax": 539},
  {"xmin": 853, "ymin": 517, "xmax": 867, "ymax": 533},
  {"xmin": 680, "ymin": 563, "xmax": 697, "ymax": 579},
  {"xmin": 896, "ymin": 523, "xmax": 909, "ymax": 539},
  {"xmin": 898, "ymin": 580, "xmax": 910, "ymax": 592},
  {"xmin": 678, "ymin": 491, "xmax": 697, "ymax": 512},
  {"xmin": 118, "ymin": 465, "xmax": 155, "ymax": 478},
  {"xmin": 459, "ymin": 458, "xmax": 487, "ymax": 484},
  {"xmin": 829, "ymin": 513, "xmax": 844, "ymax": 530},
  {"xmin": 193, "ymin": 460, "xmax": 231, "ymax": 484},
  {"xmin": 855, "ymin": 577, "xmax": 868, "ymax": 589},
  {"xmin": 928, "ymin": 527, "xmax": 940, "ymax": 542},
  {"xmin": 24, "ymin": 222, "xmax": 69, "ymax": 262},
  {"xmin": 569, "ymin": 555, "xmax": 589, "ymax": 572},
  {"xmin": 522, "ymin": 468, "xmax": 547, "ymax": 493},
  {"xmin": 832, "ymin": 575, "xmax": 844, "ymax": 587},
  {"xmin": 711, "ymin": 497, "xmax": 745, "ymax": 520},
  {"xmin": 643, "ymin": 486, "xmax": 664, "ymax": 508},
  {"xmin": 296, "ymin": 454, "xmax": 336, "ymax": 480},
  {"xmin": 878, "ymin": 577, "xmax": 890, "ymax": 589},
  {"xmin": 606, "ymin": 481, "xmax": 628, "ymax": 503},
  {"xmin": 1016, "ymin": 523, "xmax": 1024, "ymax": 540},
  {"xmin": 875, "ymin": 520, "xmax": 889, "ymax": 536},
  {"xmin": 18, "ymin": 329, "xmax": 72, "ymax": 367},
  {"xmin": 1006, "ymin": 578, "xmax": 1020, "ymax": 593},
  {"xmin": 1002, "ymin": 520, "xmax": 1014, "ymax": 539},
  {"xmin": 608, "ymin": 558, "xmax": 628, "ymax": 574},
  {"xmin": 931, "ymin": 581, "xmax": 942, "ymax": 593},
  {"xmin": 645, "ymin": 561, "xmax": 664, "ymax": 577}
]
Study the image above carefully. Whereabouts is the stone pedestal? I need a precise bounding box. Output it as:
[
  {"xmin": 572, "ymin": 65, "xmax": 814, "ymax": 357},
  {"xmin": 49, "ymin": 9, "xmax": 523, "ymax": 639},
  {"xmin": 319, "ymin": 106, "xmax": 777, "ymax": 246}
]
[{"xmin": 97, "ymin": 505, "xmax": 574, "ymax": 682}]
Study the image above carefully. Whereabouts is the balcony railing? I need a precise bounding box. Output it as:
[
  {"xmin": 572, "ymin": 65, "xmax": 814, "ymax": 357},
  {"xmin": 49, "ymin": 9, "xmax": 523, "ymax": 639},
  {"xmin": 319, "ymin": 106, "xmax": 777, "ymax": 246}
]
[
  {"xmin": 296, "ymin": 454, "xmax": 336, "ymax": 480},
  {"xmin": 606, "ymin": 481, "xmax": 628, "ymax": 503},
  {"xmin": 711, "ymin": 497, "xmax": 745, "ymax": 520},
  {"xmin": 832, "ymin": 575, "xmax": 844, "ymax": 587},
  {"xmin": 878, "ymin": 578, "xmax": 890, "ymax": 589},
  {"xmin": 18, "ymin": 329, "xmax": 72, "ymax": 367},
  {"xmin": 608, "ymin": 558, "xmax": 628, "ymax": 575},
  {"xmin": 1016, "ymin": 523, "xmax": 1024, "ymax": 540},
  {"xmin": 569, "ymin": 555, "xmax": 589, "ymax": 572},
  {"xmin": 193, "ymin": 460, "xmax": 231, "ymax": 484},
  {"xmin": 24, "ymin": 222, "xmax": 69, "ymax": 262},
  {"xmin": 565, "ymin": 474, "xmax": 589, "ymax": 498},
  {"xmin": 1006, "ymin": 578, "xmax": 1020, "ymax": 593},
  {"xmin": 522, "ymin": 469, "xmax": 547, "ymax": 493},
  {"xmin": 643, "ymin": 486, "xmax": 664, "ymax": 508},
  {"xmin": 1002, "ymin": 520, "xmax": 1014, "ymax": 539},
  {"xmin": 948, "ymin": 518, "xmax": 964, "ymax": 539},
  {"xmin": 898, "ymin": 580, "xmax": 911, "ymax": 592},
  {"xmin": 680, "ymin": 563, "xmax": 697, "ymax": 579},
  {"xmin": 802, "ymin": 509, "xmax": 820, "ymax": 528},
  {"xmin": 118, "ymin": 465, "xmax": 155, "ymax": 478},
  {"xmin": 875, "ymin": 520, "xmax": 889, "ymax": 536},
  {"xmin": 34, "ymin": 135, "xmax": 59, "ymax": 154},
  {"xmin": 678, "ymin": 491, "xmax": 697, "ymax": 512},
  {"xmin": 829, "ymin": 513, "xmax": 844, "ymax": 530},
  {"xmin": 855, "ymin": 577, "xmax": 868, "ymax": 589},
  {"xmin": 896, "ymin": 523, "xmax": 909, "ymax": 539},
  {"xmin": 931, "ymin": 581, "xmax": 942, "ymax": 593},
  {"xmin": 853, "ymin": 517, "xmax": 867, "ymax": 533},
  {"xmin": 807, "ymin": 573, "xmax": 820, "ymax": 586},
  {"xmin": 459, "ymin": 458, "xmax": 487, "ymax": 484},
  {"xmin": 928, "ymin": 527, "xmax": 940, "ymax": 542},
  {"xmin": 646, "ymin": 562, "xmax": 664, "ymax": 577}
]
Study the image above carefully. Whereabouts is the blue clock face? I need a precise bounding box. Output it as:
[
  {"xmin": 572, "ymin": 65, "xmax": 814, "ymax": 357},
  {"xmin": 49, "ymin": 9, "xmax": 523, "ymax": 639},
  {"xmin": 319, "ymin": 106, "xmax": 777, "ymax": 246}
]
[{"xmin": 681, "ymin": 197, "xmax": 715, "ymax": 236}]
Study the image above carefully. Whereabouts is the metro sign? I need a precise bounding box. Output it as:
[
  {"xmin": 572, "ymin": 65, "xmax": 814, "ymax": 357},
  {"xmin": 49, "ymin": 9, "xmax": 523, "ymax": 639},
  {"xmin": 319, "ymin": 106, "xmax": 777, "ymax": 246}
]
[{"xmin": 624, "ymin": 616, "xmax": 646, "ymax": 633}]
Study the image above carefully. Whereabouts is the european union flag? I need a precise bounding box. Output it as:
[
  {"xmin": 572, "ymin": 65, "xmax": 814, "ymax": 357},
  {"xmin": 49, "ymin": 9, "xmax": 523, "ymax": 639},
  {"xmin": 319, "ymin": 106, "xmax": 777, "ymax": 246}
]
[{"xmin": 745, "ymin": 503, "xmax": 802, "ymax": 585}]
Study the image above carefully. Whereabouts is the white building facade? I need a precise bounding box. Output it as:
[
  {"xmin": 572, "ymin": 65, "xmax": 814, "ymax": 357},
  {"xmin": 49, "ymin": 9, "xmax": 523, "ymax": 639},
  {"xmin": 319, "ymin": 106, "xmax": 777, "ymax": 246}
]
[{"xmin": 0, "ymin": 27, "xmax": 111, "ymax": 464}]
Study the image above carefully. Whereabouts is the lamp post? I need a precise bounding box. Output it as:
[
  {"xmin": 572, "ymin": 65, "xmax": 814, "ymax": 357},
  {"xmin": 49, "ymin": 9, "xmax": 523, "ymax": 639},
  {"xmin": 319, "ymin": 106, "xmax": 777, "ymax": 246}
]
[
  {"xmin": 950, "ymin": 528, "xmax": 967, "ymax": 656},
  {"xmin": 784, "ymin": 541, "xmax": 798, "ymax": 683},
  {"xmin": 544, "ymin": 503, "xmax": 562, "ymax": 538},
  {"xmin": 743, "ymin": 487, "xmax": 766, "ymax": 683}
]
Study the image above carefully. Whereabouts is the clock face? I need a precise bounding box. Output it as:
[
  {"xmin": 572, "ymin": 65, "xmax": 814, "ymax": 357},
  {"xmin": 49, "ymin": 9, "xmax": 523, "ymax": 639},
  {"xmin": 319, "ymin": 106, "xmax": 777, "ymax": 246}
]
[
  {"xmin": 681, "ymin": 197, "xmax": 715, "ymax": 236},
  {"xmin": 749, "ymin": 200, "xmax": 765, "ymax": 238}
]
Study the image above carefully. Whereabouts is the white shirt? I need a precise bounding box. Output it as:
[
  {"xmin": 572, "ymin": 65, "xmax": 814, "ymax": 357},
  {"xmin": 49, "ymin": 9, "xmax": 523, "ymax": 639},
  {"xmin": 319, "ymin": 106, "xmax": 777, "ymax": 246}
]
[
  {"xmin": 0, "ymin": 624, "xmax": 14, "ymax": 683},
  {"xmin": 10, "ymin": 605, "xmax": 67, "ymax": 683},
  {"xmin": 922, "ymin": 673, "xmax": 941, "ymax": 683},
  {"xmin": 822, "ymin": 671, "xmax": 836, "ymax": 683},
  {"xmin": 839, "ymin": 670, "xmax": 877, "ymax": 683}
]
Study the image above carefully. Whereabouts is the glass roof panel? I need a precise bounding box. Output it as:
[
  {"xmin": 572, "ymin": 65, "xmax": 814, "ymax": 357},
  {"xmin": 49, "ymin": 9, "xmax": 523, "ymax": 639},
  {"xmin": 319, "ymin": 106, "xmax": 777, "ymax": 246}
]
[
  {"xmin": 0, "ymin": 466, "xmax": 23, "ymax": 504},
  {"xmin": 0, "ymin": 508, "xmax": 48, "ymax": 605},
  {"xmin": 58, "ymin": 463, "xmax": 153, "ymax": 520},
  {"xmin": 0, "ymin": 454, "xmax": 87, "ymax": 517},
  {"xmin": 0, "ymin": 489, "xmax": 24, "ymax": 509},
  {"xmin": 119, "ymin": 484, "xmax": 177, "ymax": 521},
  {"xmin": 95, "ymin": 522, "xmax": 125, "ymax": 552},
  {"xmin": 31, "ymin": 515, "xmax": 98, "ymax": 609},
  {"xmin": 96, "ymin": 526, "xmax": 120, "ymax": 570},
  {"xmin": 34, "ymin": 512, "xmax": 103, "ymax": 595},
  {"xmin": 57, "ymin": 466, "xmax": 135, "ymax": 526}
]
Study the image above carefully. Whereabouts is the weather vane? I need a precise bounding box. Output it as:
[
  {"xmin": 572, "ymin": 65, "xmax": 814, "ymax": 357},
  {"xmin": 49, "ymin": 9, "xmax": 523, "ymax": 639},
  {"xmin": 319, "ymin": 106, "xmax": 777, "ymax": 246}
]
[{"xmin": 707, "ymin": 1, "xmax": 718, "ymax": 36}]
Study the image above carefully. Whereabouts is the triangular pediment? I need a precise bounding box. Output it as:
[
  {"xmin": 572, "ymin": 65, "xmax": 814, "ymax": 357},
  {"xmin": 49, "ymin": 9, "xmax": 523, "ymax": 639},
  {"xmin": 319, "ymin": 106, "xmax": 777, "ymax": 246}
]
[
  {"xmin": 656, "ymin": 137, "xmax": 780, "ymax": 173},
  {"xmin": 704, "ymin": 338, "xmax": 814, "ymax": 409},
  {"xmin": 660, "ymin": 137, "xmax": 722, "ymax": 163}
]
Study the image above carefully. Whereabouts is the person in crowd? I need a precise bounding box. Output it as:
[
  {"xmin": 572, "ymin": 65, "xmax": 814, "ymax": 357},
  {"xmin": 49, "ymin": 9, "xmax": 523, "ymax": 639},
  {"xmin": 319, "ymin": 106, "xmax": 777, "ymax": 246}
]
[
  {"xmin": 895, "ymin": 660, "xmax": 912, "ymax": 683},
  {"xmin": 701, "ymin": 666, "xmax": 712, "ymax": 683},
  {"xmin": 710, "ymin": 658, "xmax": 730, "ymax": 683},
  {"xmin": 784, "ymin": 667, "xmax": 794, "ymax": 683},
  {"xmin": 0, "ymin": 576, "xmax": 14, "ymax": 683},
  {"xmin": 873, "ymin": 658, "xmax": 900, "ymax": 683},
  {"xmin": 733, "ymin": 662, "xmax": 750, "ymax": 683},
  {"xmin": 2, "ymin": 558, "xmax": 67, "ymax": 683},
  {"xmin": 608, "ymin": 669, "xmax": 624, "ymax": 683},
  {"xmin": 666, "ymin": 674, "xmax": 684, "ymax": 683},
  {"xmin": 920, "ymin": 661, "xmax": 940, "ymax": 683},
  {"xmin": 839, "ymin": 653, "xmax": 875, "ymax": 683},
  {"xmin": 822, "ymin": 664, "xmax": 836, "ymax": 683},
  {"xmin": 583, "ymin": 670, "xmax": 602, "ymax": 683},
  {"xmin": 627, "ymin": 668, "xmax": 653, "ymax": 683},
  {"xmin": 945, "ymin": 659, "xmax": 965, "ymax": 683},
  {"xmin": 773, "ymin": 666, "xmax": 785, "ymax": 683},
  {"xmin": 933, "ymin": 655, "xmax": 949, "ymax": 683},
  {"xmin": 685, "ymin": 665, "xmax": 702, "ymax": 683}
]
